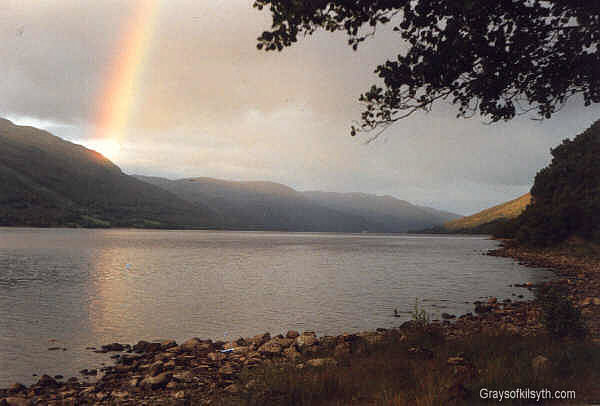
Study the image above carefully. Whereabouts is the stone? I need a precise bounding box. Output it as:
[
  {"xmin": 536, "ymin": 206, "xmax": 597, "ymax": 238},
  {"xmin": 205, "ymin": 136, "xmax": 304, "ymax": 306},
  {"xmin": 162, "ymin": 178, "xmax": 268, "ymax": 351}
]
[
  {"xmin": 36, "ymin": 374, "xmax": 58, "ymax": 387},
  {"xmin": 173, "ymin": 390, "xmax": 186, "ymax": 399},
  {"xmin": 283, "ymin": 346, "xmax": 301, "ymax": 361},
  {"xmin": 258, "ymin": 340, "xmax": 283, "ymax": 356},
  {"xmin": 249, "ymin": 332, "xmax": 271, "ymax": 347},
  {"xmin": 8, "ymin": 383, "xmax": 26, "ymax": 394},
  {"xmin": 593, "ymin": 298, "xmax": 600, "ymax": 306},
  {"xmin": 334, "ymin": 342, "xmax": 351, "ymax": 358},
  {"xmin": 133, "ymin": 340, "xmax": 151, "ymax": 353},
  {"xmin": 79, "ymin": 369, "xmax": 97, "ymax": 376},
  {"xmin": 286, "ymin": 330, "xmax": 300, "ymax": 339},
  {"xmin": 111, "ymin": 390, "xmax": 129, "ymax": 400},
  {"xmin": 225, "ymin": 383, "xmax": 241, "ymax": 394},
  {"xmin": 101, "ymin": 342, "xmax": 125, "ymax": 352},
  {"xmin": 488, "ymin": 297, "xmax": 498, "ymax": 305},
  {"xmin": 295, "ymin": 333, "xmax": 318, "ymax": 349},
  {"xmin": 2, "ymin": 397, "xmax": 33, "ymax": 406},
  {"xmin": 447, "ymin": 357, "xmax": 466, "ymax": 366},
  {"xmin": 160, "ymin": 340, "xmax": 177, "ymax": 350},
  {"xmin": 140, "ymin": 372, "xmax": 172, "ymax": 390},
  {"xmin": 441, "ymin": 313, "xmax": 456, "ymax": 320},
  {"xmin": 306, "ymin": 358, "xmax": 337, "ymax": 368},
  {"xmin": 218, "ymin": 365, "xmax": 235, "ymax": 377},
  {"xmin": 181, "ymin": 338, "xmax": 212, "ymax": 353}
]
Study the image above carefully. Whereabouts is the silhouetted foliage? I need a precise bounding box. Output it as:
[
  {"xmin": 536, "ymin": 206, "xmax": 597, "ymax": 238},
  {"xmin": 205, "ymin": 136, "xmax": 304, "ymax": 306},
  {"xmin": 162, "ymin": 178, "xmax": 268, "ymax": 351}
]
[
  {"xmin": 255, "ymin": 1, "xmax": 600, "ymax": 135},
  {"xmin": 515, "ymin": 120, "xmax": 600, "ymax": 246}
]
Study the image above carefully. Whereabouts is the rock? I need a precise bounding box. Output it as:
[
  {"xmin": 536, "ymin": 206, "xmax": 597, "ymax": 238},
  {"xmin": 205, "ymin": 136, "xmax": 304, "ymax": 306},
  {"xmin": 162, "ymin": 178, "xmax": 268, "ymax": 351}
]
[
  {"xmin": 181, "ymin": 338, "xmax": 212, "ymax": 353},
  {"xmin": 283, "ymin": 345, "xmax": 301, "ymax": 361},
  {"xmin": 447, "ymin": 357, "xmax": 466, "ymax": 366},
  {"xmin": 441, "ymin": 313, "xmax": 456, "ymax": 320},
  {"xmin": 218, "ymin": 364, "xmax": 236, "ymax": 378},
  {"xmin": 208, "ymin": 352, "xmax": 226, "ymax": 362},
  {"xmin": 148, "ymin": 361, "xmax": 164, "ymax": 377},
  {"xmin": 79, "ymin": 369, "xmax": 97, "ymax": 376},
  {"xmin": 160, "ymin": 340, "xmax": 177, "ymax": 350},
  {"xmin": 286, "ymin": 330, "xmax": 300, "ymax": 339},
  {"xmin": 1, "ymin": 397, "xmax": 33, "ymax": 406},
  {"xmin": 593, "ymin": 298, "xmax": 600, "ymax": 306},
  {"xmin": 488, "ymin": 297, "xmax": 498, "ymax": 305},
  {"xmin": 258, "ymin": 340, "xmax": 283, "ymax": 356},
  {"xmin": 249, "ymin": 332, "xmax": 271, "ymax": 347},
  {"xmin": 133, "ymin": 340, "xmax": 151, "ymax": 353},
  {"xmin": 7, "ymin": 383, "xmax": 26, "ymax": 394},
  {"xmin": 111, "ymin": 390, "xmax": 129, "ymax": 400},
  {"xmin": 306, "ymin": 358, "xmax": 337, "ymax": 368},
  {"xmin": 128, "ymin": 377, "xmax": 140, "ymax": 388},
  {"xmin": 334, "ymin": 342, "xmax": 351, "ymax": 358},
  {"xmin": 101, "ymin": 342, "xmax": 125, "ymax": 352},
  {"xmin": 295, "ymin": 333, "xmax": 318, "ymax": 350},
  {"xmin": 225, "ymin": 383, "xmax": 241, "ymax": 394},
  {"xmin": 580, "ymin": 297, "xmax": 593, "ymax": 306},
  {"xmin": 173, "ymin": 390, "xmax": 186, "ymax": 399},
  {"xmin": 475, "ymin": 304, "xmax": 492, "ymax": 313},
  {"xmin": 532, "ymin": 355, "xmax": 551, "ymax": 372},
  {"xmin": 140, "ymin": 372, "xmax": 172, "ymax": 390},
  {"xmin": 36, "ymin": 374, "xmax": 58, "ymax": 387}
]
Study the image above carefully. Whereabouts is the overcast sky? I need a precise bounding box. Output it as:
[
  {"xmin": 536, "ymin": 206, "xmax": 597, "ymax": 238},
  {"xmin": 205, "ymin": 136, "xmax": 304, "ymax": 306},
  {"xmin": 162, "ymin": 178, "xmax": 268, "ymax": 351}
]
[{"xmin": 1, "ymin": 0, "xmax": 599, "ymax": 215}]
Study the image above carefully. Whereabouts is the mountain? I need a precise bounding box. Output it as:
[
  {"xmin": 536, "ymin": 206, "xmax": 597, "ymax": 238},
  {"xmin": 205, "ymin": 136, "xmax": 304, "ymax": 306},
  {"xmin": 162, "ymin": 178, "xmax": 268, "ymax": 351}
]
[
  {"xmin": 0, "ymin": 117, "xmax": 459, "ymax": 231},
  {"xmin": 136, "ymin": 176, "xmax": 460, "ymax": 232},
  {"xmin": 0, "ymin": 118, "xmax": 220, "ymax": 228},
  {"xmin": 302, "ymin": 191, "xmax": 460, "ymax": 232},
  {"xmin": 134, "ymin": 176, "xmax": 371, "ymax": 232},
  {"xmin": 444, "ymin": 193, "xmax": 531, "ymax": 232}
]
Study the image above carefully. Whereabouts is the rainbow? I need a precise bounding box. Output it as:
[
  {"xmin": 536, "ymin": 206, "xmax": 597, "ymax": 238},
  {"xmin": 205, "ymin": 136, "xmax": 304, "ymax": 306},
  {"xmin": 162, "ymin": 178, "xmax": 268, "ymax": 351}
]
[{"xmin": 93, "ymin": 0, "xmax": 160, "ymax": 143}]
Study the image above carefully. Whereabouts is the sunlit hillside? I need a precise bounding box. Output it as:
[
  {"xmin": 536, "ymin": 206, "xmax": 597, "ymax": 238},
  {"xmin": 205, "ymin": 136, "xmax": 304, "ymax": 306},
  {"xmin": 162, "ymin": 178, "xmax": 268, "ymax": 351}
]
[{"xmin": 445, "ymin": 193, "xmax": 531, "ymax": 231}]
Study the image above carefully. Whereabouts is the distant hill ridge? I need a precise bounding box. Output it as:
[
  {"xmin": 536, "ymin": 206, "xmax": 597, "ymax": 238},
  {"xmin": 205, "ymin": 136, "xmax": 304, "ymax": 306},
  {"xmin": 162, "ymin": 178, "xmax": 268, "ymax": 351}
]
[
  {"xmin": 135, "ymin": 176, "xmax": 461, "ymax": 232},
  {"xmin": 0, "ymin": 117, "xmax": 460, "ymax": 231},
  {"xmin": 444, "ymin": 193, "xmax": 531, "ymax": 232}
]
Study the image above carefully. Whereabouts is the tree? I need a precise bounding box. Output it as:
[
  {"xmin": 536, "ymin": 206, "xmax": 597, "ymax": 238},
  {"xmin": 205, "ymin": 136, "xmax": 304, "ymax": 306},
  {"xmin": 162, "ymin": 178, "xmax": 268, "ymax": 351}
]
[
  {"xmin": 254, "ymin": 1, "xmax": 600, "ymax": 136},
  {"xmin": 515, "ymin": 119, "xmax": 600, "ymax": 246}
]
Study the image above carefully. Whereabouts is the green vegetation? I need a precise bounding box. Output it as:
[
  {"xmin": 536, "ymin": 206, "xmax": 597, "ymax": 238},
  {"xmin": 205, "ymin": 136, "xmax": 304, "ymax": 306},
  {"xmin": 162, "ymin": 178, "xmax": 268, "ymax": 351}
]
[
  {"xmin": 512, "ymin": 120, "xmax": 600, "ymax": 246},
  {"xmin": 411, "ymin": 298, "xmax": 431, "ymax": 327},
  {"xmin": 214, "ymin": 331, "xmax": 600, "ymax": 405}
]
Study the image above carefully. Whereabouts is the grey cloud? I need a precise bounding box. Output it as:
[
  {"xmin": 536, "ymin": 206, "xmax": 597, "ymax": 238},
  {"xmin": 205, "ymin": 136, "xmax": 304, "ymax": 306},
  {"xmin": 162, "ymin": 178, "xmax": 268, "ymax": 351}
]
[{"xmin": 1, "ymin": 1, "xmax": 600, "ymax": 215}]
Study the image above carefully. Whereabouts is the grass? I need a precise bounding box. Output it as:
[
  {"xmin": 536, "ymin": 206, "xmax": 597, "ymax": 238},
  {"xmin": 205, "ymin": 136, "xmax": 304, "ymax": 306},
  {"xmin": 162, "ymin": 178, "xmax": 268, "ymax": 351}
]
[
  {"xmin": 445, "ymin": 193, "xmax": 531, "ymax": 231},
  {"xmin": 211, "ymin": 329, "xmax": 600, "ymax": 406}
]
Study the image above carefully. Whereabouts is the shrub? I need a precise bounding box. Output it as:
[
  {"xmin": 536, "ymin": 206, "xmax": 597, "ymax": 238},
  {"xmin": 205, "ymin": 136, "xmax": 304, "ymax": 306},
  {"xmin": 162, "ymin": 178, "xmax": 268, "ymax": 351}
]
[{"xmin": 536, "ymin": 285, "xmax": 587, "ymax": 339}]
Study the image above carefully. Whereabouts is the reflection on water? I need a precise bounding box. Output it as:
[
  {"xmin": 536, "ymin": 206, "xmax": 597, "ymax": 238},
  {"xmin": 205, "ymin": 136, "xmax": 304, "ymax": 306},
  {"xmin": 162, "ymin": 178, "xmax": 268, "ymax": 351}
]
[{"xmin": 0, "ymin": 228, "xmax": 554, "ymax": 386}]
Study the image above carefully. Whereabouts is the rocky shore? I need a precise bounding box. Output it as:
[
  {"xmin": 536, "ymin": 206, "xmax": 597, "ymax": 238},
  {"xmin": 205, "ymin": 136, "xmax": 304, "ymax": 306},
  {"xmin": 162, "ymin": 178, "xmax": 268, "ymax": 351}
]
[{"xmin": 2, "ymin": 241, "xmax": 599, "ymax": 405}]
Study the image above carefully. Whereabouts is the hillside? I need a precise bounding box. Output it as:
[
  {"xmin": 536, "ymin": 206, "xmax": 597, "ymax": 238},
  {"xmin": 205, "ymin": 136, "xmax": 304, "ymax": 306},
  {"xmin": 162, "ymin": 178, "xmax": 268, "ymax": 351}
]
[
  {"xmin": 303, "ymin": 191, "xmax": 460, "ymax": 232},
  {"xmin": 444, "ymin": 193, "xmax": 531, "ymax": 232},
  {"xmin": 0, "ymin": 117, "xmax": 459, "ymax": 231},
  {"xmin": 0, "ymin": 118, "xmax": 220, "ymax": 228},
  {"xmin": 136, "ymin": 176, "xmax": 460, "ymax": 232},
  {"xmin": 135, "ymin": 176, "xmax": 371, "ymax": 232}
]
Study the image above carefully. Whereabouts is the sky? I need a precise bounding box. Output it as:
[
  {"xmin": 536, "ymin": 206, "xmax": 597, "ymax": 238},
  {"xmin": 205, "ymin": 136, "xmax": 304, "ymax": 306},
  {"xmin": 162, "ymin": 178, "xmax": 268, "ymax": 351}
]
[{"xmin": 1, "ymin": 0, "xmax": 599, "ymax": 215}]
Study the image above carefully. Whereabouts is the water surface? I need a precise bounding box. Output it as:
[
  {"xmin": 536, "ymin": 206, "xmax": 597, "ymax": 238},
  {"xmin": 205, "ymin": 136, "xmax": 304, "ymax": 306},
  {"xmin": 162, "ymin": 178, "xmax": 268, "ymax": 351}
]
[{"xmin": 0, "ymin": 228, "xmax": 553, "ymax": 386}]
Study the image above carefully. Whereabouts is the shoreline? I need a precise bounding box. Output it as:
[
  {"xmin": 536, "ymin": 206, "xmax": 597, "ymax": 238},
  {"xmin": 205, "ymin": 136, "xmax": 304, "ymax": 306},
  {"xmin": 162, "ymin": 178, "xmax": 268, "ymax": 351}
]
[{"xmin": 2, "ymin": 241, "xmax": 599, "ymax": 405}]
